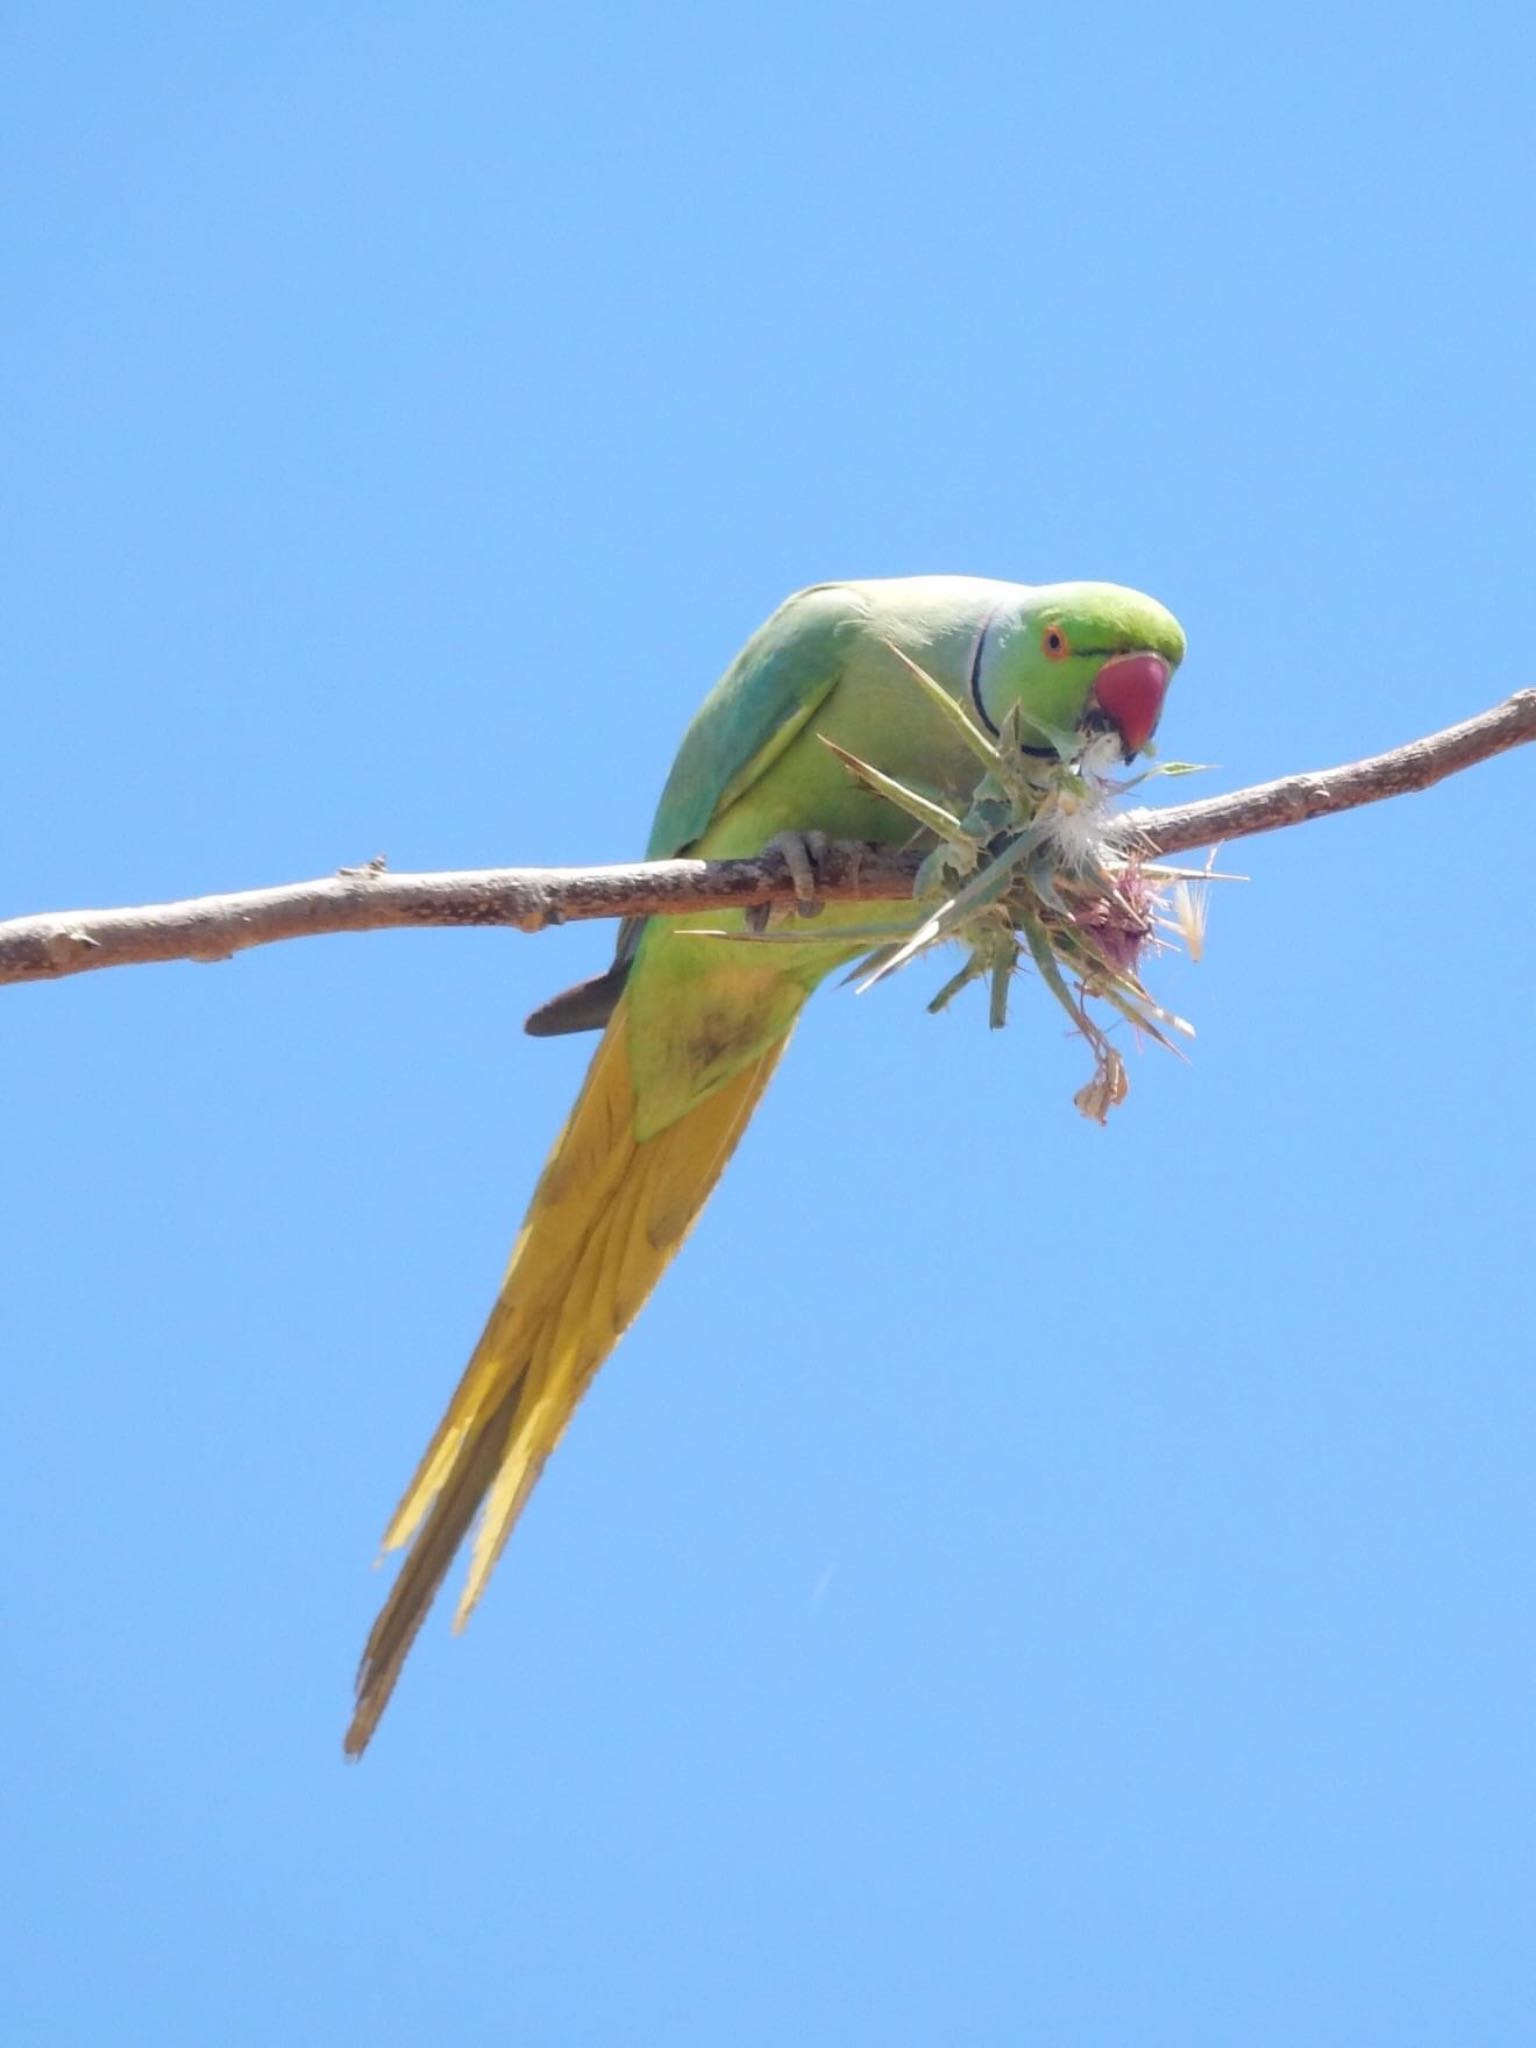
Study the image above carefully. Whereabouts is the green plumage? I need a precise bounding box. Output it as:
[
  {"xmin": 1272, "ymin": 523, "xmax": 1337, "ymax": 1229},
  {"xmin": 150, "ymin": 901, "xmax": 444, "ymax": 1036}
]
[{"xmin": 351, "ymin": 573, "xmax": 1186, "ymax": 1751}]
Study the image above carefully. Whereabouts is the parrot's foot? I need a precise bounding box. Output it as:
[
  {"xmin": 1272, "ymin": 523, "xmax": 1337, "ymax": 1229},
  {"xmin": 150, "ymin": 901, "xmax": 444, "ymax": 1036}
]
[{"xmin": 746, "ymin": 830, "xmax": 832, "ymax": 932}]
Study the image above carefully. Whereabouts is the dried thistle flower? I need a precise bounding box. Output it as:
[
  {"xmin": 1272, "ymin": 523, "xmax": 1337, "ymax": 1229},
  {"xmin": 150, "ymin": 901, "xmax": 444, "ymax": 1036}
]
[{"xmin": 828, "ymin": 654, "xmax": 1236, "ymax": 1121}]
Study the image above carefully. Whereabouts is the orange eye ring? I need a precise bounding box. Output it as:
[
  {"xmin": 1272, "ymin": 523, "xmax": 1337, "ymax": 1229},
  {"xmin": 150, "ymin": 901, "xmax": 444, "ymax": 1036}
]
[{"xmin": 1042, "ymin": 624, "xmax": 1072, "ymax": 661}]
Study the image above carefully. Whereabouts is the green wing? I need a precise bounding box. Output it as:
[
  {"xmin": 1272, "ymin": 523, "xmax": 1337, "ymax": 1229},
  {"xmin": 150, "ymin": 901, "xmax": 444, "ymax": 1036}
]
[
  {"xmin": 526, "ymin": 582, "xmax": 867, "ymax": 1036},
  {"xmin": 643, "ymin": 581, "xmax": 868, "ymax": 857}
]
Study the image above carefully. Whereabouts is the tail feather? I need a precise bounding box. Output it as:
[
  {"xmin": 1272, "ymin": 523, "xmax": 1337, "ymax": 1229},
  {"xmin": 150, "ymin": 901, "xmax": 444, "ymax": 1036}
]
[
  {"xmin": 344, "ymin": 997, "xmax": 788, "ymax": 1756},
  {"xmin": 342, "ymin": 1380, "xmax": 526, "ymax": 1759}
]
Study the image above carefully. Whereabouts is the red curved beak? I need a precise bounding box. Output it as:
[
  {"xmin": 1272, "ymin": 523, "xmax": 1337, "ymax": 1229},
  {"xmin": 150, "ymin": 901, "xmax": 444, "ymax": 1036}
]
[{"xmin": 1092, "ymin": 652, "xmax": 1171, "ymax": 758}]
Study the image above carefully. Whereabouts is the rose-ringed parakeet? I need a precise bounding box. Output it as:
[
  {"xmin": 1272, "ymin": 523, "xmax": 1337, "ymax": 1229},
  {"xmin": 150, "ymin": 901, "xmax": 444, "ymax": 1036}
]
[{"xmin": 345, "ymin": 573, "xmax": 1185, "ymax": 1753}]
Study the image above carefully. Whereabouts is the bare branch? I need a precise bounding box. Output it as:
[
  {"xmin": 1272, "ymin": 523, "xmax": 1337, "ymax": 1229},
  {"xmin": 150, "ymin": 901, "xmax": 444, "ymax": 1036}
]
[
  {"xmin": 0, "ymin": 845, "xmax": 924, "ymax": 988},
  {"xmin": 3, "ymin": 690, "xmax": 1532, "ymax": 990},
  {"xmin": 1119, "ymin": 688, "xmax": 1536, "ymax": 859}
]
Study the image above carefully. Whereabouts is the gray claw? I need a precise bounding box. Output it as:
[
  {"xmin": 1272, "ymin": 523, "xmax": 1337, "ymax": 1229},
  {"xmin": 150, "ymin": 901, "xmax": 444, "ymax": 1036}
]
[{"xmin": 766, "ymin": 829, "xmax": 829, "ymax": 918}]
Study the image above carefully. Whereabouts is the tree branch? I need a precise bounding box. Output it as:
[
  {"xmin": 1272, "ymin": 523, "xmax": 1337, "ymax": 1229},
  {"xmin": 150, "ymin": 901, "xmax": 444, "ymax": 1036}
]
[
  {"xmin": 1116, "ymin": 687, "xmax": 1536, "ymax": 857},
  {"xmin": 4, "ymin": 690, "xmax": 1533, "ymax": 990}
]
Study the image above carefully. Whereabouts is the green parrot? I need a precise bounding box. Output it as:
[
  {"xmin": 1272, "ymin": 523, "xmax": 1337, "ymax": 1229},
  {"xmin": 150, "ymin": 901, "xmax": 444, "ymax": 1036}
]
[{"xmin": 346, "ymin": 573, "xmax": 1185, "ymax": 1753}]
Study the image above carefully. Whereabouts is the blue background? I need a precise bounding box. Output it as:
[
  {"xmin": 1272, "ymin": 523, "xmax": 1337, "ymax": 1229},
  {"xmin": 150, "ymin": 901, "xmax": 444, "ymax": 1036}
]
[{"xmin": 4, "ymin": 5, "xmax": 1535, "ymax": 2041}]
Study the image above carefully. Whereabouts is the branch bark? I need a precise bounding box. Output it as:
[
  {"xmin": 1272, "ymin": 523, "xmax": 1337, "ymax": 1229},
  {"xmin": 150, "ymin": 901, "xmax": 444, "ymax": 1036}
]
[{"xmin": 4, "ymin": 690, "xmax": 1533, "ymax": 990}]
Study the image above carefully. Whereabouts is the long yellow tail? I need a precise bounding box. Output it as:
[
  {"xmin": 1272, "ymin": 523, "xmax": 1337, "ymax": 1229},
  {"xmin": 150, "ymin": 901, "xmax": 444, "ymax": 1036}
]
[{"xmin": 344, "ymin": 997, "xmax": 787, "ymax": 1755}]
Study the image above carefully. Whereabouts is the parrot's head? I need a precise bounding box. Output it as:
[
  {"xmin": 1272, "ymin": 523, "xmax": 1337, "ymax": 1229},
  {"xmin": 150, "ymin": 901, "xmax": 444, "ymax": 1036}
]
[{"xmin": 975, "ymin": 582, "xmax": 1186, "ymax": 765}]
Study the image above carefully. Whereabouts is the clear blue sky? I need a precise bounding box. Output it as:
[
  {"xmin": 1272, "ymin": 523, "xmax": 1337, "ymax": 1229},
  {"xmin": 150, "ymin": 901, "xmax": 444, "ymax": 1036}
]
[{"xmin": 4, "ymin": 5, "xmax": 1535, "ymax": 2042}]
